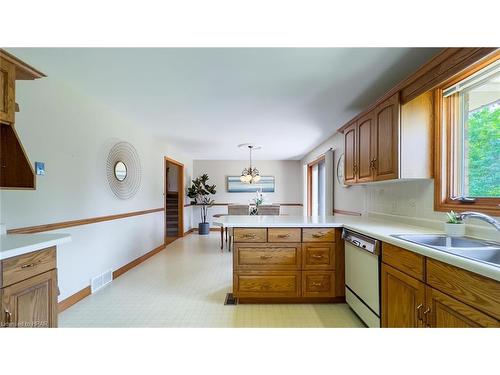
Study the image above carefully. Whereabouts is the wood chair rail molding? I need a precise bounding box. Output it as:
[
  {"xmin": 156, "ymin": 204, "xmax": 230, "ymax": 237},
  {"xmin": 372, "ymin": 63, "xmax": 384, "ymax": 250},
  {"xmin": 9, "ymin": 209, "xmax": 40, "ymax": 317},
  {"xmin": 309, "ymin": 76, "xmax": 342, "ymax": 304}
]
[
  {"xmin": 7, "ymin": 208, "xmax": 164, "ymax": 234},
  {"xmin": 337, "ymin": 48, "xmax": 498, "ymax": 134}
]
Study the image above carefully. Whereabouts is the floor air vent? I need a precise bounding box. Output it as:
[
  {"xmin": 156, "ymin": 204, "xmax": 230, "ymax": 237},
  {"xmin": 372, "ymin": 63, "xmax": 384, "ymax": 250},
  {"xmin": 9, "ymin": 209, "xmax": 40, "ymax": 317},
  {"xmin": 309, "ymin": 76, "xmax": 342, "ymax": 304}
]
[{"xmin": 91, "ymin": 270, "xmax": 113, "ymax": 293}]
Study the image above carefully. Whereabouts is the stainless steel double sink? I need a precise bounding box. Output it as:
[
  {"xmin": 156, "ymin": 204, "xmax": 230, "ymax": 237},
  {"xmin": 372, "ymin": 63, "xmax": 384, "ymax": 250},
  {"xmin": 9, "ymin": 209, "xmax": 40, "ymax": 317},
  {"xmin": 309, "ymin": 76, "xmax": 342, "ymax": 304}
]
[{"xmin": 391, "ymin": 234, "xmax": 500, "ymax": 267}]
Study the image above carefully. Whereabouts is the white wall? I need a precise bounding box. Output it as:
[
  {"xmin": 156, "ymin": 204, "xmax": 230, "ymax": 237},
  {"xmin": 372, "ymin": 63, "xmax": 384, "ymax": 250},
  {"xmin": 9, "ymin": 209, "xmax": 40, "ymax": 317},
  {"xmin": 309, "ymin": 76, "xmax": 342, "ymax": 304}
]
[
  {"xmin": 191, "ymin": 160, "xmax": 303, "ymax": 226},
  {"xmin": 0, "ymin": 74, "xmax": 194, "ymax": 301}
]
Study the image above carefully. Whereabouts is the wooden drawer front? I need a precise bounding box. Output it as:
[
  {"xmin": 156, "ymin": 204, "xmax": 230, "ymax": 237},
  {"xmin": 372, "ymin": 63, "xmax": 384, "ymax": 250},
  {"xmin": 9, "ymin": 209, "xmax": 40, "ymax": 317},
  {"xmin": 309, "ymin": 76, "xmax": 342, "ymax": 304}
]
[
  {"xmin": 382, "ymin": 243, "xmax": 424, "ymax": 281},
  {"xmin": 302, "ymin": 228, "xmax": 335, "ymax": 242},
  {"xmin": 1, "ymin": 247, "xmax": 56, "ymax": 288},
  {"xmin": 234, "ymin": 243, "xmax": 301, "ymax": 270},
  {"xmin": 302, "ymin": 271, "xmax": 335, "ymax": 297},
  {"xmin": 268, "ymin": 228, "xmax": 301, "ymax": 243},
  {"xmin": 233, "ymin": 228, "xmax": 267, "ymax": 243},
  {"xmin": 234, "ymin": 272, "xmax": 301, "ymax": 298},
  {"xmin": 302, "ymin": 243, "xmax": 335, "ymax": 270},
  {"xmin": 426, "ymin": 259, "xmax": 500, "ymax": 320}
]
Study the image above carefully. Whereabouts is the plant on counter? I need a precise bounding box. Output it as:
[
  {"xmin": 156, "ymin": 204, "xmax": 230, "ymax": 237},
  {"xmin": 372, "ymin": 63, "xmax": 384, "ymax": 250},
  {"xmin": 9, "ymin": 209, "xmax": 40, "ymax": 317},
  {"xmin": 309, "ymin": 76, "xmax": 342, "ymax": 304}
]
[
  {"xmin": 446, "ymin": 211, "xmax": 463, "ymax": 224},
  {"xmin": 187, "ymin": 174, "xmax": 216, "ymax": 235},
  {"xmin": 444, "ymin": 210, "xmax": 465, "ymax": 237}
]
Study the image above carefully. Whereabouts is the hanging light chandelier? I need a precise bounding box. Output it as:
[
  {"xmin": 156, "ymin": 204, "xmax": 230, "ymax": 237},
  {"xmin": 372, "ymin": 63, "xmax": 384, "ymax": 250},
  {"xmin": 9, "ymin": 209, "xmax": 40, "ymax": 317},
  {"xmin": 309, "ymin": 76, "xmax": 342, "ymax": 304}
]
[{"xmin": 239, "ymin": 144, "xmax": 262, "ymax": 184}]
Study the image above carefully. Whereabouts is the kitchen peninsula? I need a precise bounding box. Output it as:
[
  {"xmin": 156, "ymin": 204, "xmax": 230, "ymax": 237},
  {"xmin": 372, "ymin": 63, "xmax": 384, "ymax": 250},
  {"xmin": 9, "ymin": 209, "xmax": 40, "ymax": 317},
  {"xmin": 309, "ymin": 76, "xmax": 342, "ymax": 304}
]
[{"xmin": 214, "ymin": 215, "xmax": 500, "ymax": 327}]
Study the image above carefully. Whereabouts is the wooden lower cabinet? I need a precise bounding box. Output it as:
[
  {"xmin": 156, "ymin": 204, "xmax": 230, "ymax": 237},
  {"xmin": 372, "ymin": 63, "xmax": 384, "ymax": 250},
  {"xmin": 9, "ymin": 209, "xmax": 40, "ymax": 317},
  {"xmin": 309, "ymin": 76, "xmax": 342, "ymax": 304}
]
[
  {"xmin": 234, "ymin": 271, "xmax": 301, "ymax": 298},
  {"xmin": 1, "ymin": 269, "xmax": 58, "ymax": 328},
  {"xmin": 425, "ymin": 286, "xmax": 499, "ymax": 328},
  {"xmin": 381, "ymin": 263, "xmax": 425, "ymax": 328},
  {"xmin": 302, "ymin": 271, "xmax": 335, "ymax": 297},
  {"xmin": 233, "ymin": 227, "xmax": 341, "ymax": 302},
  {"xmin": 381, "ymin": 255, "xmax": 500, "ymax": 328}
]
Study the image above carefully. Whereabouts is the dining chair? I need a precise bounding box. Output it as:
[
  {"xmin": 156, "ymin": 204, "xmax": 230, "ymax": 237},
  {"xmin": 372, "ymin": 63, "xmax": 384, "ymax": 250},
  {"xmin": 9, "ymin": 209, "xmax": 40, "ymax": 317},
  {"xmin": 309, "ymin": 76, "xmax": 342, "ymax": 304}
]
[
  {"xmin": 226, "ymin": 204, "xmax": 249, "ymax": 251},
  {"xmin": 257, "ymin": 204, "xmax": 281, "ymax": 215}
]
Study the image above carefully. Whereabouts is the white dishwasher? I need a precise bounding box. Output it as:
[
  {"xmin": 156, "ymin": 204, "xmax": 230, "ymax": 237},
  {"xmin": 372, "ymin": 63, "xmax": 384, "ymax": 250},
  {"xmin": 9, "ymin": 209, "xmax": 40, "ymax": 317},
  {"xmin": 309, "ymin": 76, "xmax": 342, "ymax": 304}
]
[{"xmin": 343, "ymin": 229, "xmax": 381, "ymax": 328}]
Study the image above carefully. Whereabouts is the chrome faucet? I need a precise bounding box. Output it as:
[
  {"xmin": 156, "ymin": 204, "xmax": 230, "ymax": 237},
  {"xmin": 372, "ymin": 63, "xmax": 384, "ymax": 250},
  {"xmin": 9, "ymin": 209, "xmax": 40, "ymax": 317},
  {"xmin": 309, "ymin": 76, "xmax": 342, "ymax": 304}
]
[{"xmin": 457, "ymin": 212, "xmax": 500, "ymax": 231}]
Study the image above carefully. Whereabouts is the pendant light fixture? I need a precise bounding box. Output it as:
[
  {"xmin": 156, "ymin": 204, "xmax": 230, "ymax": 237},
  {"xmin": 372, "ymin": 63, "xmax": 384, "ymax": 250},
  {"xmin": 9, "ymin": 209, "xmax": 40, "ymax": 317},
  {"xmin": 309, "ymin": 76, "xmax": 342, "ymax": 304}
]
[{"xmin": 239, "ymin": 143, "xmax": 262, "ymax": 184}]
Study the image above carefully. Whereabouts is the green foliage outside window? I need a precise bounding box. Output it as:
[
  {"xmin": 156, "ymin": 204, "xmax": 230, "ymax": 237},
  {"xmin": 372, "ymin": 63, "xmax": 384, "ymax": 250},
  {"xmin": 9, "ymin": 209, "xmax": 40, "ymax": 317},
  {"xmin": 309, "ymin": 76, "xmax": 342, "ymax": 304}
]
[{"xmin": 466, "ymin": 106, "xmax": 500, "ymax": 197}]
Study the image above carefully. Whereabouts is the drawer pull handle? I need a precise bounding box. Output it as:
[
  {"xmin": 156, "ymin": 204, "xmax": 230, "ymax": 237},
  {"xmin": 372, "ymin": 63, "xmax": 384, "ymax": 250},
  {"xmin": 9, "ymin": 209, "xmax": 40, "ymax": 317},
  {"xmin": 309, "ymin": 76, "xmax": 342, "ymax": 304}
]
[
  {"xmin": 242, "ymin": 234, "xmax": 256, "ymax": 239},
  {"xmin": 311, "ymin": 282, "xmax": 323, "ymax": 287},
  {"xmin": 21, "ymin": 262, "xmax": 37, "ymax": 269},
  {"xmin": 312, "ymin": 233, "xmax": 326, "ymax": 238},
  {"xmin": 260, "ymin": 255, "xmax": 272, "ymax": 260},
  {"xmin": 277, "ymin": 234, "xmax": 290, "ymax": 238},
  {"xmin": 311, "ymin": 254, "xmax": 324, "ymax": 259}
]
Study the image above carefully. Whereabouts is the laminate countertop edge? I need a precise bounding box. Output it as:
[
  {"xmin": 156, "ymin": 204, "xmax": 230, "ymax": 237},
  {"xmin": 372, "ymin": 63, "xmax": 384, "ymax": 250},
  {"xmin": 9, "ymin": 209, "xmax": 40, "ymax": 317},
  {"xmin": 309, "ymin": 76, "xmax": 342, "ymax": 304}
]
[
  {"xmin": 214, "ymin": 215, "xmax": 500, "ymax": 282},
  {"xmin": 0, "ymin": 233, "xmax": 71, "ymax": 260}
]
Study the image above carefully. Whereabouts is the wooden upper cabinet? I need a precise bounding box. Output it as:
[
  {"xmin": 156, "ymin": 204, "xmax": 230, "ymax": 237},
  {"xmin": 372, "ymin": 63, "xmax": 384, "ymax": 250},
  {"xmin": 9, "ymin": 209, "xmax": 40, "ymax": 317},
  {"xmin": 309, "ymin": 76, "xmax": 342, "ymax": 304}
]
[
  {"xmin": 381, "ymin": 263, "xmax": 425, "ymax": 328},
  {"xmin": 372, "ymin": 93, "xmax": 399, "ymax": 181},
  {"xmin": 356, "ymin": 113, "xmax": 374, "ymax": 182},
  {"xmin": 0, "ymin": 58, "xmax": 16, "ymax": 125},
  {"xmin": 343, "ymin": 122, "xmax": 356, "ymax": 184}
]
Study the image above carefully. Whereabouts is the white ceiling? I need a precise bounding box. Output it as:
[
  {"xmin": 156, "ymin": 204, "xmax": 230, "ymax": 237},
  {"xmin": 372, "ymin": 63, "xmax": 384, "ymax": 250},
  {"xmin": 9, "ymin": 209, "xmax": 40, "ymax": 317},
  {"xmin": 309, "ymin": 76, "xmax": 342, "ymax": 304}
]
[{"xmin": 8, "ymin": 48, "xmax": 441, "ymax": 160}]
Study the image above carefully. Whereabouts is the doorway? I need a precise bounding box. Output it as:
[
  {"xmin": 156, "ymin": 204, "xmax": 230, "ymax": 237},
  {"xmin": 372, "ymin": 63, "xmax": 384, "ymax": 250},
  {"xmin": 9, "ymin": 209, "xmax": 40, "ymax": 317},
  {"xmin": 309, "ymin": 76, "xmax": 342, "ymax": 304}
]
[{"xmin": 164, "ymin": 157, "xmax": 184, "ymax": 244}]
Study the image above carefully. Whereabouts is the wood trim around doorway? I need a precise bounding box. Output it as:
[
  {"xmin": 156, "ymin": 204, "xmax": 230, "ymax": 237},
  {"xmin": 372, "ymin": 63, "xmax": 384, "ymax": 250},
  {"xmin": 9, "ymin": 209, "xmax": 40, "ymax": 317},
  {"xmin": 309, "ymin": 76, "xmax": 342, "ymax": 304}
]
[{"xmin": 164, "ymin": 157, "xmax": 185, "ymax": 244}]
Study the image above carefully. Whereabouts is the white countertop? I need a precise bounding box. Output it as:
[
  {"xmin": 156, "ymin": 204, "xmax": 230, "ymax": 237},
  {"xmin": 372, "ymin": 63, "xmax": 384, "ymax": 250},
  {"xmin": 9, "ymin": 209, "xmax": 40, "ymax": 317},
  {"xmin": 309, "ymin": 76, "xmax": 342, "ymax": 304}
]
[
  {"xmin": 0, "ymin": 233, "xmax": 71, "ymax": 260},
  {"xmin": 214, "ymin": 215, "xmax": 500, "ymax": 282}
]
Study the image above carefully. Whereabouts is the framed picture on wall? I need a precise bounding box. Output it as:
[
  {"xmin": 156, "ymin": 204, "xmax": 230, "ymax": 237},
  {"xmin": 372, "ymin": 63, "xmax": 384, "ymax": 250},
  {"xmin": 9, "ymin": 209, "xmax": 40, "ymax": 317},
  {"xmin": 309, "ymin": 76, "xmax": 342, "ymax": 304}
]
[{"xmin": 227, "ymin": 176, "xmax": 275, "ymax": 193}]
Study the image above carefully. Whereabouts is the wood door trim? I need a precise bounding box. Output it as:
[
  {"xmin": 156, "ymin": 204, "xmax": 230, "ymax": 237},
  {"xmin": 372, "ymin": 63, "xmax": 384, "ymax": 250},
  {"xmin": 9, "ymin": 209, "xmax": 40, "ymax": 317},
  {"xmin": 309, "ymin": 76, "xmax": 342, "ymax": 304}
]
[
  {"xmin": 7, "ymin": 208, "xmax": 164, "ymax": 234},
  {"xmin": 164, "ymin": 156, "xmax": 185, "ymax": 241}
]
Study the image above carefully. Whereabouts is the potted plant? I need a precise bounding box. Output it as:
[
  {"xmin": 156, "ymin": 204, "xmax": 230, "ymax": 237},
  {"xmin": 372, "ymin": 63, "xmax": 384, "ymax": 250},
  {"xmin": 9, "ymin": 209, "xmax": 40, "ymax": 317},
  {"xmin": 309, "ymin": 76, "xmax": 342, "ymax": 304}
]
[
  {"xmin": 187, "ymin": 174, "xmax": 216, "ymax": 235},
  {"xmin": 444, "ymin": 211, "xmax": 465, "ymax": 237}
]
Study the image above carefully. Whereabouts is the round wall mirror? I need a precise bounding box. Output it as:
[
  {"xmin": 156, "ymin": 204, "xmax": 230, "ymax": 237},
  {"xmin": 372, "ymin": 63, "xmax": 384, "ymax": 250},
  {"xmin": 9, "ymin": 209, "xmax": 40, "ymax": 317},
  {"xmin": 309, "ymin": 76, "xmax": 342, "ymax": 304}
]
[{"xmin": 114, "ymin": 161, "xmax": 127, "ymax": 181}]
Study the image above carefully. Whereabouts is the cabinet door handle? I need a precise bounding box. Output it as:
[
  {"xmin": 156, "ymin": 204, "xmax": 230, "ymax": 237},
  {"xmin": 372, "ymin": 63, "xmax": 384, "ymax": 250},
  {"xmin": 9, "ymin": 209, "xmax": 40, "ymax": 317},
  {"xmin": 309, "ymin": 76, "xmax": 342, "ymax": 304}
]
[
  {"xmin": 416, "ymin": 303, "xmax": 423, "ymax": 322},
  {"xmin": 372, "ymin": 158, "xmax": 377, "ymax": 170},
  {"xmin": 353, "ymin": 162, "xmax": 357, "ymax": 175},
  {"xmin": 311, "ymin": 282, "xmax": 323, "ymax": 287},
  {"xmin": 423, "ymin": 307, "xmax": 431, "ymax": 327},
  {"xmin": 4, "ymin": 309, "xmax": 12, "ymax": 326},
  {"xmin": 311, "ymin": 254, "xmax": 324, "ymax": 259}
]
